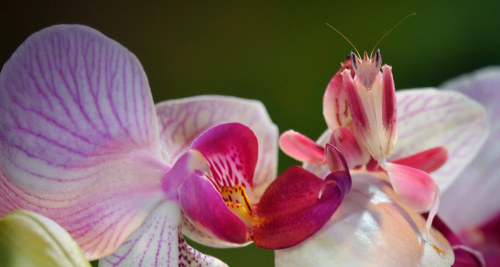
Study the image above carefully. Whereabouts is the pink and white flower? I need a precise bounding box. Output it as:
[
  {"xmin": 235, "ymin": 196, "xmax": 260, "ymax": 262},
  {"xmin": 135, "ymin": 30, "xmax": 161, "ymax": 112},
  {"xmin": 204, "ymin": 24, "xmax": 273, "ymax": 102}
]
[
  {"xmin": 278, "ymin": 52, "xmax": 490, "ymax": 266},
  {"xmin": 0, "ymin": 25, "xmax": 353, "ymax": 266}
]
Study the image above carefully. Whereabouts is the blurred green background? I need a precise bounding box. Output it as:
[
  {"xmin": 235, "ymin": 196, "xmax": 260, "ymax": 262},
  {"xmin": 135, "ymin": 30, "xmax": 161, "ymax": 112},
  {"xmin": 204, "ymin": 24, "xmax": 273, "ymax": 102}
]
[{"xmin": 1, "ymin": 1, "xmax": 499, "ymax": 266}]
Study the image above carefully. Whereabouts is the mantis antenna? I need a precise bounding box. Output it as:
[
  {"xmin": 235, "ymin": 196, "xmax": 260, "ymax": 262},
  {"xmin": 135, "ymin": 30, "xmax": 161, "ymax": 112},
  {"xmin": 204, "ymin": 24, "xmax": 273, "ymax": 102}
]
[
  {"xmin": 325, "ymin": 22, "xmax": 361, "ymax": 59},
  {"xmin": 370, "ymin": 13, "xmax": 416, "ymax": 58}
]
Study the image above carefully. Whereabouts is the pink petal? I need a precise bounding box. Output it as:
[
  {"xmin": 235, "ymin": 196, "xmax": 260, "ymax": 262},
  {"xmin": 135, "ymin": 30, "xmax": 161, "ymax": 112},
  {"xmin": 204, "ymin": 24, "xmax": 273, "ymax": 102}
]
[
  {"xmin": 0, "ymin": 158, "xmax": 165, "ymax": 260},
  {"xmin": 393, "ymin": 89, "xmax": 488, "ymax": 191},
  {"xmin": 392, "ymin": 146, "xmax": 448, "ymax": 173},
  {"xmin": 99, "ymin": 201, "xmax": 228, "ymax": 267},
  {"xmin": 155, "ymin": 96, "xmax": 278, "ymax": 200},
  {"xmin": 190, "ymin": 123, "xmax": 257, "ymax": 199},
  {"xmin": 251, "ymin": 166, "xmax": 351, "ymax": 249},
  {"xmin": 439, "ymin": 67, "xmax": 500, "ymax": 232},
  {"xmin": 386, "ymin": 162, "xmax": 439, "ymax": 213},
  {"xmin": 0, "ymin": 25, "xmax": 165, "ymax": 259},
  {"xmin": 328, "ymin": 126, "xmax": 370, "ymax": 169},
  {"xmin": 279, "ymin": 130, "xmax": 324, "ymax": 163},
  {"xmin": 275, "ymin": 171, "xmax": 454, "ymax": 267},
  {"xmin": 178, "ymin": 173, "xmax": 248, "ymax": 244},
  {"xmin": 323, "ymin": 70, "xmax": 350, "ymax": 130}
]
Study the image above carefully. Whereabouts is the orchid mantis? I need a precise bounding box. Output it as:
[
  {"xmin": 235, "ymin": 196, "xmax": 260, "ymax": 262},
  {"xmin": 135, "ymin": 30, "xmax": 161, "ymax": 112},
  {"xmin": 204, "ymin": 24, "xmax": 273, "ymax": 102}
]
[{"xmin": 278, "ymin": 51, "xmax": 489, "ymax": 266}]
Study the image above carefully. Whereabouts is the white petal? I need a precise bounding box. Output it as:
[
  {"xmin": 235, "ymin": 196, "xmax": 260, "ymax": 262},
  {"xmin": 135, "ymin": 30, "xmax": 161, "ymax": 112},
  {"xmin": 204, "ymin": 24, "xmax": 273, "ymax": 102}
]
[{"xmin": 392, "ymin": 89, "xmax": 488, "ymax": 191}]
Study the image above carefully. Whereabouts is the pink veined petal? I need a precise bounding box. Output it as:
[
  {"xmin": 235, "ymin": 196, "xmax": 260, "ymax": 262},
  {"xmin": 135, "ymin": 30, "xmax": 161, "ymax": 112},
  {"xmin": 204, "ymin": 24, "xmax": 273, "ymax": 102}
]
[
  {"xmin": 0, "ymin": 25, "xmax": 165, "ymax": 259},
  {"xmin": 190, "ymin": 123, "xmax": 258, "ymax": 200},
  {"xmin": 279, "ymin": 130, "xmax": 324, "ymax": 164},
  {"xmin": 0, "ymin": 157, "xmax": 166, "ymax": 260},
  {"xmin": 439, "ymin": 67, "xmax": 500, "ymax": 233},
  {"xmin": 275, "ymin": 171, "xmax": 454, "ymax": 267},
  {"xmin": 392, "ymin": 89, "xmax": 488, "ymax": 191},
  {"xmin": 178, "ymin": 173, "xmax": 248, "ymax": 244},
  {"xmin": 251, "ymin": 166, "xmax": 351, "ymax": 249},
  {"xmin": 392, "ymin": 146, "xmax": 448, "ymax": 173},
  {"xmin": 328, "ymin": 126, "xmax": 370, "ymax": 169},
  {"xmin": 155, "ymin": 96, "xmax": 278, "ymax": 200},
  {"xmin": 99, "ymin": 201, "xmax": 228, "ymax": 267},
  {"xmin": 99, "ymin": 201, "xmax": 181, "ymax": 267}
]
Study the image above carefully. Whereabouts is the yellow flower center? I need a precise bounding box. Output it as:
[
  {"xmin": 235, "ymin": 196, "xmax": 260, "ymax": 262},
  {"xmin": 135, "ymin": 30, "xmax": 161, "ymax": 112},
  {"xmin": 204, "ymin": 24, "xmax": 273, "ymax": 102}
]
[{"xmin": 220, "ymin": 185, "xmax": 254, "ymax": 226}]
